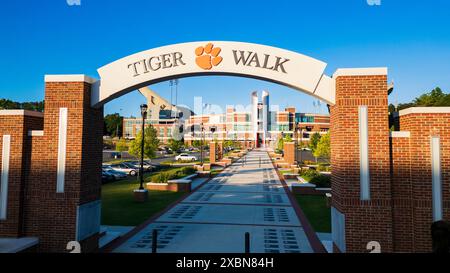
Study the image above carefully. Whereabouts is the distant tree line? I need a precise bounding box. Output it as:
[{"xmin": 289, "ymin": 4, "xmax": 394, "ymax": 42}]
[
  {"xmin": 389, "ymin": 87, "xmax": 450, "ymax": 113},
  {"xmin": 0, "ymin": 99, "xmax": 44, "ymax": 112},
  {"xmin": 389, "ymin": 87, "xmax": 450, "ymax": 130}
]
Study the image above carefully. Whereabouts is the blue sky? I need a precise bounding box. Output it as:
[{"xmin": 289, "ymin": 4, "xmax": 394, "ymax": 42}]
[{"xmin": 0, "ymin": 0, "xmax": 449, "ymax": 117}]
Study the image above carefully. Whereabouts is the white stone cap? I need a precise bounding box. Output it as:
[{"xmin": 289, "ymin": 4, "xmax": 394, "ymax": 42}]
[
  {"xmin": 390, "ymin": 131, "xmax": 410, "ymax": 138},
  {"xmin": 0, "ymin": 110, "xmax": 44, "ymax": 118},
  {"xmin": 28, "ymin": 130, "xmax": 44, "ymax": 137},
  {"xmin": 399, "ymin": 107, "xmax": 450, "ymax": 116},
  {"xmin": 333, "ymin": 67, "xmax": 388, "ymax": 78},
  {"xmin": 45, "ymin": 74, "xmax": 98, "ymax": 84}
]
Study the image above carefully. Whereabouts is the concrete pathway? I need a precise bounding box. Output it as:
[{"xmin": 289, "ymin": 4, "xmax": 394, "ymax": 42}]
[{"xmin": 113, "ymin": 150, "xmax": 314, "ymax": 253}]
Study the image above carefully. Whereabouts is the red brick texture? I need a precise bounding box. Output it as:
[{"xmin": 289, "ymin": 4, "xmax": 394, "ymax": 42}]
[
  {"xmin": 1, "ymin": 75, "xmax": 449, "ymax": 253},
  {"xmin": 390, "ymin": 135, "xmax": 415, "ymax": 252},
  {"xmin": 0, "ymin": 81, "xmax": 103, "ymax": 252},
  {"xmin": 396, "ymin": 112, "xmax": 450, "ymax": 252},
  {"xmin": 331, "ymin": 75, "xmax": 394, "ymax": 253},
  {"xmin": 0, "ymin": 114, "xmax": 43, "ymax": 237},
  {"xmin": 283, "ymin": 142, "xmax": 295, "ymax": 165}
]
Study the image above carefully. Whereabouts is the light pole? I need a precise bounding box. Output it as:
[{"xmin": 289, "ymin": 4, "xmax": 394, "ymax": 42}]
[
  {"xmin": 139, "ymin": 104, "xmax": 148, "ymax": 190},
  {"xmin": 200, "ymin": 123, "xmax": 204, "ymax": 165},
  {"xmin": 299, "ymin": 128, "xmax": 304, "ymax": 164},
  {"xmin": 294, "ymin": 127, "xmax": 298, "ymax": 164},
  {"xmin": 134, "ymin": 104, "xmax": 149, "ymax": 203}
]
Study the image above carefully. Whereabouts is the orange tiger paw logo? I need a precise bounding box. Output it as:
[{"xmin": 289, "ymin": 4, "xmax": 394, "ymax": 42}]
[{"xmin": 195, "ymin": 43, "xmax": 223, "ymax": 70}]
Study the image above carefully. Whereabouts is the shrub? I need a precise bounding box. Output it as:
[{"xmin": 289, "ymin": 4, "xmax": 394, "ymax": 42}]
[
  {"xmin": 316, "ymin": 165, "xmax": 331, "ymax": 172},
  {"xmin": 303, "ymin": 160, "xmax": 317, "ymax": 166},
  {"xmin": 300, "ymin": 169, "xmax": 319, "ymax": 179},
  {"xmin": 182, "ymin": 166, "xmax": 196, "ymax": 175},
  {"xmin": 152, "ymin": 172, "xmax": 169, "ymax": 183},
  {"xmin": 151, "ymin": 167, "xmax": 197, "ymax": 183},
  {"xmin": 310, "ymin": 175, "xmax": 331, "ymax": 188}
]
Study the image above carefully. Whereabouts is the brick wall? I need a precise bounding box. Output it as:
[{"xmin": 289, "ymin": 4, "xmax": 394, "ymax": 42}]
[
  {"xmin": 331, "ymin": 74, "xmax": 393, "ymax": 253},
  {"xmin": 390, "ymin": 133, "xmax": 415, "ymax": 252},
  {"xmin": 20, "ymin": 81, "xmax": 103, "ymax": 252},
  {"xmin": 396, "ymin": 111, "xmax": 450, "ymax": 252},
  {"xmin": 0, "ymin": 113, "xmax": 43, "ymax": 237}
]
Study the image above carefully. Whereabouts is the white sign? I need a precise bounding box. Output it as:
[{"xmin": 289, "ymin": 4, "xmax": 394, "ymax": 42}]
[{"xmin": 92, "ymin": 41, "xmax": 335, "ymax": 107}]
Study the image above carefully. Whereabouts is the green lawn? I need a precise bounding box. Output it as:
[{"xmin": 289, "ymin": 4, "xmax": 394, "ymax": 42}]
[
  {"xmin": 101, "ymin": 171, "xmax": 185, "ymax": 226},
  {"xmin": 295, "ymin": 195, "xmax": 331, "ymax": 233}
]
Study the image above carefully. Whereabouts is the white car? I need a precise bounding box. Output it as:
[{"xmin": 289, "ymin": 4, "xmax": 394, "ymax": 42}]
[
  {"xmin": 108, "ymin": 163, "xmax": 139, "ymax": 176},
  {"xmin": 175, "ymin": 153, "xmax": 197, "ymax": 162}
]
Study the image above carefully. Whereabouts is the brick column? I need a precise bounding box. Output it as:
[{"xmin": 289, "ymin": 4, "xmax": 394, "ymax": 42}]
[
  {"xmin": 398, "ymin": 108, "xmax": 450, "ymax": 252},
  {"xmin": 24, "ymin": 75, "xmax": 103, "ymax": 252},
  {"xmin": 210, "ymin": 142, "xmax": 217, "ymax": 164},
  {"xmin": 0, "ymin": 111, "xmax": 43, "ymax": 237},
  {"xmin": 330, "ymin": 68, "xmax": 393, "ymax": 253},
  {"xmin": 217, "ymin": 142, "xmax": 223, "ymax": 161},
  {"xmin": 283, "ymin": 142, "xmax": 295, "ymax": 165}
]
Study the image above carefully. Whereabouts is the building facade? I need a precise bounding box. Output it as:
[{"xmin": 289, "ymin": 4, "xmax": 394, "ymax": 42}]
[
  {"xmin": 122, "ymin": 87, "xmax": 191, "ymax": 143},
  {"xmin": 184, "ymin": 91, "xmax": 330, "ymax": 148}
]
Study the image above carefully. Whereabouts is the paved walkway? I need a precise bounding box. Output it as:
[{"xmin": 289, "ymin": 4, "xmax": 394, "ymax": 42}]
[{"xmin": 113, "ymin": 150, "xmax": 314, "ymax": 253}]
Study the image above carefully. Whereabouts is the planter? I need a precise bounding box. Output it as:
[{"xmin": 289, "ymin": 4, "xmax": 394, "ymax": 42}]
[
  {"xmin": 146, "ymin": 173, "xmax": 197, "ymax": 193},
  {"xmin": 197, "ymin": 171, "xmax": 211, "ymax": 178},
  {"xmin": 291, "ymin": 183, "xmax": 331, "ymax": 196},
  {"xmin": 133, "ymin": 189, "xmax": 148, "ymax": 202},
  {"xmin": 283, "ymin": 173, "xmax": 298, "ymax": 180}
]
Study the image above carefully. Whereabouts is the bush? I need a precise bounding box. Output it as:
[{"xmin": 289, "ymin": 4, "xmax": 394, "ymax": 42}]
[
  {"xmin": 152, "ymin": 172, "xmax": 169, "ymax": 183},
  {"xmin": 182, "ymin": 166, "xmax": 196, "ymax": 175},
  {"xmin": 316, "ymin": 165, "xmax": 331, "ymax": 172},
  {"xmin": 300, "ymin": 169, "xmax": 319, "ymax": 179},
  {"xmin": 303, "ymin": 160, "xmax": 317, "ymax": 165},
  {"xmin": 151, "ymin": 167, "xmax": 197, "ymax": 183},
  {"xmin": 310, "ymin": 175, "xmax": 331, "ymax": 188}
]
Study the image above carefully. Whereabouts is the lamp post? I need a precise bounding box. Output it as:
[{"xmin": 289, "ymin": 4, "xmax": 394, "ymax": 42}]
[
  {"xmin": 139, "ymin": 104, "xmax": 148, "ymax": 190},
  {"xmin": 134, "ymin": 104, "xmax": 149, "ymax": 202},
  {"xmin": 294, "ymin": 127, "xmax": 298, "ymax": 164},
  {"xmin": 299, "ymin": 128, "xmax": 303, "ymax": 164},
  {"xmin": 200, "ymin": 123, "xmax": 204, "ymax": 165}
]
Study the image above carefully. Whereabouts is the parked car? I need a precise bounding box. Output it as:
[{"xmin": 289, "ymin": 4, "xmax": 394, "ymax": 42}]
[
  {"xmin": 175, "ymin": 153, "xmax": 197, "ymax": 162},
  {"xmin": 102, "ymin": 171, "xmax": 116, "ymax": 184},
  {"xmin": 108, "ymin": 163, "xmax": 139, "ymax": 176},
  {"xmin": 127, "ymin": 161, "xmax": 154, "ymax": 172},
  {"xmin": 102, "ymin": 166, "xmax": 127, "ymax": 180}
]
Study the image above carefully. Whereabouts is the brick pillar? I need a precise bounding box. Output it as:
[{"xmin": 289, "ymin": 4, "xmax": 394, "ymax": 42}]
[
  {"xmin": 217, "ymin": 142, "xmax": 223, "ymax": 161},
  {"xmin": 398, "ymin": 108, "xmax": 450, "ymax": 252},
  {"xmin": 24, "ymin": 75, "xmax": 103, "ymax": 252},
  {"xmin": 283, "ymin": 142, "xmax": 295, "ymax": 165},
  {"xmin": 330, "ymin": 68, "xmax": 393, "ymax": 253},
  {"xmin": 210, "ymin": 142, "xmax": 217, "ymax": 164},
  {"xmin": 0, "ymin": 111, "xmax": 43, "ymax": 237}
]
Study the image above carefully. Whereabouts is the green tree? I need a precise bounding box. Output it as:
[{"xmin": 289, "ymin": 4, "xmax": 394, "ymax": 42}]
[
  {"xmin": 309, "ymin": 132, "xmax": 321, "ymax": 152},
  {"xmin": 168, "ymin": 139, "xmax": 184, "ymax": 153},
  {"xmin": 115, "ymin": 138, "xmax": 128, "ymax": 157},
  {"xmin": 314, "ymin": 132, "xmax": 330, "ymax": 160},
  {"xmin": 277, "ymin": 134, "xmax": 293, "ymax": 152},
  {"xmin": 389, "ymin": 87, "xmax": 450, "ymax": 114},
  {"xmin": 128, "ymin": 126, "xmax": 160, "ymax": 159},
  {"xmin": 104, "ymin": 113, "xmax": 123, "ymax": 138},
  {"xmin": 192, "ymin": 140, "xmax": 202, "ymax": 148}
]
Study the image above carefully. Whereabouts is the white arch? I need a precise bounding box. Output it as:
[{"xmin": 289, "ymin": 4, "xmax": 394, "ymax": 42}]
[{"xmin": 91, "ymin": 41, "xmax": 335, "ymax": 108}]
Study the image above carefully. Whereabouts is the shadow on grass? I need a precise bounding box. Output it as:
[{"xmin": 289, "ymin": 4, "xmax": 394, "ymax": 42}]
[
  {"xmin": 295, "ymin": 195, "xmax": 331, "ymax": 233},
  {"xmin": 101, "ymin": 171, "xmax": 185, "ymax": 226}
]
